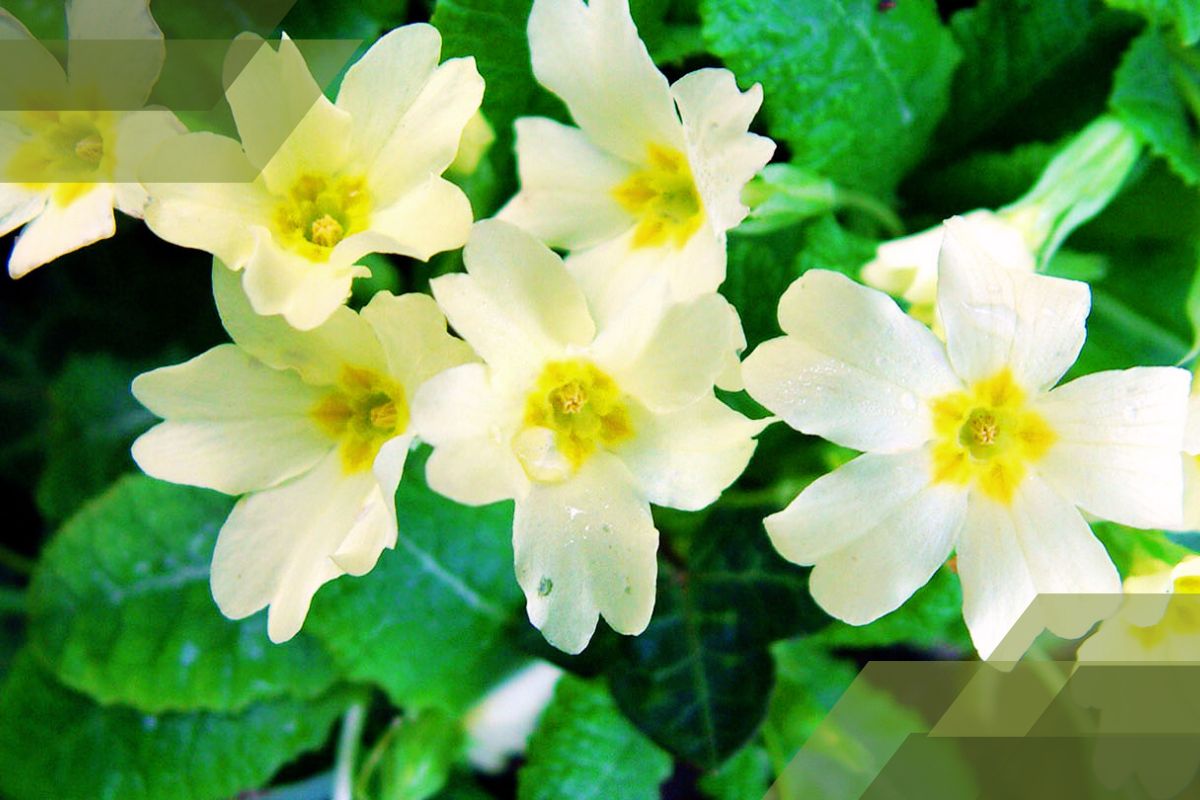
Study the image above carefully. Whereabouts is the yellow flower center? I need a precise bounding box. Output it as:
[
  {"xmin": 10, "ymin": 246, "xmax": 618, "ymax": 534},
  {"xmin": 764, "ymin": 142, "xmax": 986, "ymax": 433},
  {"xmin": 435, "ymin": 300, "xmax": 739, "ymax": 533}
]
[
  {"xmin": 929, "ymin": 369, "xmax": 1056, "ymax": 504},
  {"xmin": 517, "ymin": 359, "xmax": 634, "ymax": 481},
  {"xmin": 274, "ymin": 174, "xmax": 371, "ymax": 261},
  {"xmin": 310, "ymin": 366, "xmax": 408, "ymax": 475},
  {"xmin": 7, "ymin": 110, "xmax": 116, "ymax": 206},
  {"xmin": 612, "ymin": 143, "xmax": 703, "ymax": 250}
]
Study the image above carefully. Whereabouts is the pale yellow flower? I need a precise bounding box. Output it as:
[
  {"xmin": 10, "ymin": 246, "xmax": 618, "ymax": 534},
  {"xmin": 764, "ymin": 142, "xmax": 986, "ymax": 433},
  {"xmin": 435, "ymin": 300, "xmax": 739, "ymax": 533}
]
[
  {"xmin": 131, "ymin": 265, "xmax": 473, "ymax": 642},
  {"xmin": 142, "ymin": 25, "xmax": 483, "ymax": 329}
]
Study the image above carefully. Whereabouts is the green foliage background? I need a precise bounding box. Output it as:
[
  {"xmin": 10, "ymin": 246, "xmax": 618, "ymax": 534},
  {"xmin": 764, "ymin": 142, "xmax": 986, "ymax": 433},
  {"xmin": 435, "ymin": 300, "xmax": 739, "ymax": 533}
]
[{"xmin": 1, "ymin": 0, "xmax": 1199, "ymax": 798}]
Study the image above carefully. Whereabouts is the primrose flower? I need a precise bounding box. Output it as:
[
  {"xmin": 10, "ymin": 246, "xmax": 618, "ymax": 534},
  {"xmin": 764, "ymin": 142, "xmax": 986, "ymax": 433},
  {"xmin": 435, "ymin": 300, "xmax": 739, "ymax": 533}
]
[
  {"xmin": 861, "ymin": 209, "xmax": 1034, "ymax": 325},
  {"xmin": 0, "ymin": 0, "xmax": 184, "ymax": 276},
  {"xmin": 1077, "ymin": 557, "xmax": 1200, "ymax": 663},
  {"xmin": 412, "ymin": 220, "xmax": 765, "ymax": 653},
  {"xmin": 742, "ymin": 217, "xmax": 1190, "ymax": 659},
  {"xmin": 130, "ymin": 264, "xmax": 473, "ymax": 642},
  {"xmin": 497, "ymin": 0, "xmax": 775, "ymax": 325},
  {"xmin": 142, "ymin": 25, "xmax": 482, "ymax": 330}
]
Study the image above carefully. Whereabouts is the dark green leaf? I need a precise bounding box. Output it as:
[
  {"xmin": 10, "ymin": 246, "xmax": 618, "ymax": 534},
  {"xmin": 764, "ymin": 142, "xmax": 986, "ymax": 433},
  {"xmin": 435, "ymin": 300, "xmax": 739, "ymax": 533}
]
[
  {"xmin": 518, "ymin": 676, "xmax": 672, "ymax": 800},
  {"xmin": 0, "ymin": 650, "xmax": 351, "ymax": 800},
  {"xmin": 607, "ymin": 506, "xmax": 828, "ymax": 767},
  {"xmin": 698, "ymin": 744, "xmax": 771, "ymax": 800},
  {"xmin": 938, "ymin": 0, "xmax": 1110, "ymax": 151},
  {"xmin": 702, "ymin": 0, "xmax": 960, "ymax": 196},
  {"xmin": 35, "ymin": 353, "xmax": 156, "ymax": 523},
  {"xmin": 364, "ymin": 710, "xmax": 464, "ymax": 800},
  {"xmin": 307, "ymin": 447, "xmax": 526, "ymax": 713},
  {"xmin": 1111, "ymin": 29, "xmax": 1200, "ymax": 185},
  {"xmin": 29, "ymin": 476, "xmax": 338, "ymax": 713}
]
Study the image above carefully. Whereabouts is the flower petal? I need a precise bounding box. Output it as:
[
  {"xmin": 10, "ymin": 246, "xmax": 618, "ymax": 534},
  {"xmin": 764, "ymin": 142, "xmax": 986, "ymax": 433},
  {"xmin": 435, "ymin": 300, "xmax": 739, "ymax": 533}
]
[
  {"xmin": 9, "ymin": 186, "xmax": 115, "ymax": 277},
  {"xmin": 364, "ymin": 55, "xmax": 484, "ymax": 205},
  {"xmin": 616, "ymin": 395, "xmax": 766, "ymax": 511},
  {"xmin": 141, "ymin": 132, "xmax": 267, "ymax": 265},
  {"xmin": 331, "ymin": 435, "xmax": 412, "ymax": 574},
  {"xmin": 670, "ymin": 68, "xmax": 774, "ymax": 234},
  {"xmin": 1034, "ymin": 366, "xmax": 1190, "ymax": 530},
  {"xmin": 360, "ymin": 291, "xmax": 475, "ymax": 394},
  {"xmin": 765, "ymin": 448, "xmax": 945, "ymax": 565},
  {"xmin": 213, "ymin": 260, "xmax": 387, "ymax": 383},
  {"xmin": 592, "ymin": 287, "xmax": 736, "ymax": 412},
  {"xmin": 807, "ymin": 482, "xmax": 964, "ymax": 627},
  {"xmin": 211, "ymin": 452, "xmax": 389, "ymax": 643},
  {"xmin": 131, "ymin": 344, "xmax": 331, "ymax": 495},
  {"xmin": 527, "ymin": 0, "xmax": 682, "ymax": 162},
  {"xmin": 111, "ymin": 109, "xmax": 187, "ymax": 214},
  {"xmin": 432, "ymin": 221, "xmax": 592, "ymax": 380},
  {"xmin": 498, "ymin": 116, "xmax": 633, "ymax": 250},
  {"xmin": 239, "ymin": 228, "xmax": 363, "ymax": 331},
  {"xmin": 0, "ymin": 184, "xmax": 46, "ymax": 240},
  {"xmin": 411, "ymin": 363, "xmax": 527, "ymax": 505},
  {"xmin": 66, "ymin": 0, "xmax": 164, "ymax": 106},
  {"xmin": 513, "ymin": 452, "xmax": 657, "ymax": 653},
  {"xmin": 355, "ymin": 175, "xmax": 472, "ymax": 261},
  {"xmin": 225, "ymin": 34, "xmax": 352, "ymax": 191},
  {"xmin": 937, "ymin": 216, "xmax": 1089, "ymax": 391},
  {"xmin": 742, "ymin": 270, "xmax": 958, "ymax": 453},
  {"xmin": 957, "ymin": 477, "xmax": 1121, "ymax": 660},
  {"xmin": 335, "ymin": 24, "xmax": 441, "ymax": 167}
]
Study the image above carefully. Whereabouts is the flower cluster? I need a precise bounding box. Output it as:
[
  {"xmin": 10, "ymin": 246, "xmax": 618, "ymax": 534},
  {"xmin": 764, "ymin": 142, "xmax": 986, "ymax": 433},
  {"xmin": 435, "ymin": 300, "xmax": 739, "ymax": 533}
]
[{"xmin": 7, "ymin": 0, "xmax": 1199, "ymax": 663}]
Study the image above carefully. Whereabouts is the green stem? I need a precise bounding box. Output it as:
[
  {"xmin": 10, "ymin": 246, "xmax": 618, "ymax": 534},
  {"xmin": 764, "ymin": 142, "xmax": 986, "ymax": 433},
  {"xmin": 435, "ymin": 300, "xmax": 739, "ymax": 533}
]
[
  {"xmin": 833, "ymin": 188, "xmax": 905, "ymax": 238},
  {"xmin": 332, "ymin": 702, "xmax": 366, "ymax": 800}
]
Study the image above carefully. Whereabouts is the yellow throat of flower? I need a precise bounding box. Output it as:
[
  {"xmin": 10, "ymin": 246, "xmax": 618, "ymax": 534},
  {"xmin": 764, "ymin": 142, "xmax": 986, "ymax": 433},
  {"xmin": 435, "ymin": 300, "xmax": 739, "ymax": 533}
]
[
  {"xmin": 311, "ymin": 366, "xmax": 408, "ymax": 474},
  {"xmin": 7, "ymin": 110, "xmax": 117, "ymax": 206},
  {"xmin": 516, "ymin": 359, "xmax": 633, "ymax": 482},
  {"xmin": 274, "ymin": 174, "xmax": 371, "ymax": 261},
  {"xmin": 612, "ymin": 143, "xmax": 703, "ymax": 250},
  {"xmin": 929, "ymin": 369, "xmax": 1056, "ymax": 504}
]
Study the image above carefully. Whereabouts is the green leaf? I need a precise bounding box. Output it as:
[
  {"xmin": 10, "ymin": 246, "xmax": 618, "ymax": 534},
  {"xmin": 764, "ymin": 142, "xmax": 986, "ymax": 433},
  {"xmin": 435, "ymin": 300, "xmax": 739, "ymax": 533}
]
[
  {"xmin": 721, "ymin": 225, "xmax": 808, "ymax": 351},
  {"xmin": 813, "ymin": 567, "xmax": 972, "ymax": 654},
  {"xmin": 914, "ymin": 140, "xmax": 1062, "ymax": 214},
  {"xmin": 35, "ymin": 353, "xmax": 156, "ymax": 523},
  {"xmin": 361, "ymin": 710, "xmax": 464, "ymax": 800},
  {"xmin": 518, "ymin": 676, "xmax": 672, "ymax": 800},
  {"xmin": 1107, "ymin": 0, "xmax": 1200, "ymax": 45},
  {"xmin": 307, "ymin": 447, "xmax": 526, "ymax": 713},
  {"xmin": 702, "ymin": 0, "xmax": 960, "ymax": 196},
  {"xmin": 698, "ymin": 744, "xmax": 771, "ymax": 800},
  {"xmin": 1092, "ymin": 522, "xmax": 1193, "ymax": 577},
  {"xmin": 432, "ymin": 0, "xmax": 565, "ymax": 191},
  {"xmin": 28, "ymin": 476, "xmax": 338, "ymax": 713},
  {"xmin": 1111, "ymin": 29, "xmax": 1200, "ymax": 185},
  {"xmin": 0, "ymin": 650, "xmax": 352, "ymax": 800},
  {"xmin": 607, "ymin": 506, "xmax": 829, "ymax": 768},
  {"xmin": 939, "ymin": 0, "xmax": 1110, "ymax": 151}
]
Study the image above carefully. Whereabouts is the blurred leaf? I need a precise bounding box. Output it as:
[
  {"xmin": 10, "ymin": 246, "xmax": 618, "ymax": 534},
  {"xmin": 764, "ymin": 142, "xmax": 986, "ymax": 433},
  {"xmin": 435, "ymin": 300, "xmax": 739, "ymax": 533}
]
[
  {"xmin": 794, "ymin": 215, "xmax": 880, "ymax": 278},
  {"xmin": 0, "ymin": 0, "xmax": 65, "ymax": 38},
  {"xmin": 1111, "ymin": 29, "xmax": 1200, "ymax": 185},
  {"xmin": 607, "ymin": 506, "xmax": 829, "ymax": 768},
  {"xmin": 360, "ymin": 710, "xmax": 464, "ymax": 800},
  {"xmin": 912, "ymin": 140, "xmax": 1061, "ymax": 215},
  {"xmin": 1093, "ymin": 522, "xmax": 1193, "ymax": 577},
  {"xmin": 29, "ymin": 476, "xmax": 338, "ymax": 713},
  {"xmin": 813, "ymin": 567, "xmax": 971, "ymax": 654},
  {"xmin": 0, "ymin": 649, "xmax": 352, "ymax": 800},
  {"xmin": 721, "ymin": 225, "xmax": 808, "ymax": 350},
  {"xmin": 34, "ymin": 353, "xmax": 156, "ymax": 524},
  {"xmin": 1107, "ymin": 0, "xmax": 1200, "ymax": 45},
  {"xmin": 938, "ymin": 0, "xmax": 1108, "ymax": 151},
  {"xmin": 307, "ymin": 447, "xmax": 526, "ymax": 714},
  {"xmin": 702, "ymin": 0, "xmax": 960, "ymax": 196},
  {"xmin": 517, "ymin": 676, "xmax": 672, "ymax": 800},
  {"xmin": 698, "ymin": 743, "xmax": 771, "ymax": 800}
]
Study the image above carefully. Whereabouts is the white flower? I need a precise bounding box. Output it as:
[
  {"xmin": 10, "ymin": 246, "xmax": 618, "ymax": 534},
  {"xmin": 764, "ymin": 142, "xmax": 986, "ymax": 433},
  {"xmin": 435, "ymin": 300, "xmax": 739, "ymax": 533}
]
[
  {"xmin": 464, "ymin": 661, "xmax": 562, "ymax": 773},
  {"xmin": 412, "ymin": 219, "xmax": 766, "ymax": 653},
  {"xmin": 860, "ymin": 209, "xmax": 1035, "ymax": 324},
  {"xmin": 0, "ymin": 0, "xmax": 184, "ymax": 276},
  {"xmin": 497, "ymin": 0, "xmax": 775, "ymax": 325},
  {"xmin": 130, "ymin": 264, "xmax": 473, "ymax": 642},
  {"xmin": 1077, "ymin": 557, "xmax": 1200, "ymax": 663},
  {"xmin": 142, "ymin": 25, "xmax": 483, "ymax": 330},
  {"xmin": 742, "ymin": 217, "xmax": 1191, "ymax": 659},
  {"xmin": 1182, "ymin": 388, "xmax": 1200, "ymax": 531}
]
